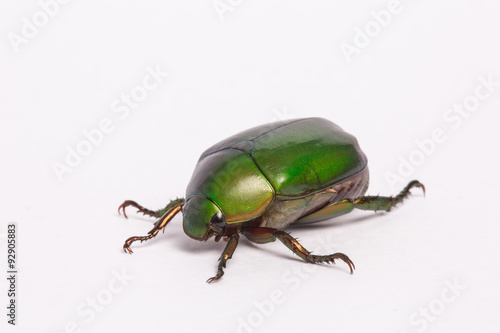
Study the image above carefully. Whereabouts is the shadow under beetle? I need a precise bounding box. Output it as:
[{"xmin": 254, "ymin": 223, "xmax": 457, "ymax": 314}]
[{"xmin": 119, "ymin": 118, "xmax": 424, "ymax": 283}]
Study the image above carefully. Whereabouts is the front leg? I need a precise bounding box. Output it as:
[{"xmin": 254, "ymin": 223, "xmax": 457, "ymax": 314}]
[
  {"xmin": 207, "ymin": 234, "xmax": 239, "ymax": 283},
  {"xmin": 122, "ymin": 199, "xmax": 184, "ymax": 253},
  {"xmin": 243, "ymin": 227, "xmax": 355, "ymax": 274},
  {"xmin": 119, "ymin": 198, "xmax": 185, "ymax": 219},
  {"xmin": 118, "ymin": 200, "xmax": 161, "ymax": 219}
]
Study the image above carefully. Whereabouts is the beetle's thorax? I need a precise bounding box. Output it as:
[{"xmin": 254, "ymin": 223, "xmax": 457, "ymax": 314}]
[{"xmin": 185, "ymin": 149, "xmax": 274, "ymax": 224}]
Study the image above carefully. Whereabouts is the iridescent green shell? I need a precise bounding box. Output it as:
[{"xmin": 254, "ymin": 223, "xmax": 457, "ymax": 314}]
[{"xmin": 185, "ymin": 118, "xmax": 368, "ymax": 225}]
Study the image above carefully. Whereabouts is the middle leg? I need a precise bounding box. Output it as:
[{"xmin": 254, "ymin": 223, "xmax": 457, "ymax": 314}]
[{"xmin": 243, "ymin": 227, "xmax": 355, "ymax": 274}]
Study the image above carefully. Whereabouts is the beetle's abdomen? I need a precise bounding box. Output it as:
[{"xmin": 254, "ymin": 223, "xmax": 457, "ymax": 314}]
[{"xmin": 259, "ymin": 167, "xmax": 369, "ymax": 229}]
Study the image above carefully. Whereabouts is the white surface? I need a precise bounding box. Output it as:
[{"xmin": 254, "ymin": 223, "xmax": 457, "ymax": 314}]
[{"xmin": 1, "ymin": 1, "xmax": 500, "ymax": 332}]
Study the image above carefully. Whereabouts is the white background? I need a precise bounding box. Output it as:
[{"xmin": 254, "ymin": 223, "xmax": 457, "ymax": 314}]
[{"xmin": 1, "ymin": 0, "xmax": 500, "ymax": 332}]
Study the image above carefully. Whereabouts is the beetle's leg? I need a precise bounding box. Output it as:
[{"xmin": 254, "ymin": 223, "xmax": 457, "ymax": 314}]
[
  {"xmin": 242, "ymin": 227, "xmax": 355, "ymax": 274},
  {"xmin": 207, "ymin": 234, "xmax": 239, "ymax": 283},
  {"xmin": 123, "ymin": 200, "xmax": 184, "ymax": 254},
  {"xmin": 354, "ymin": 180, "xmax": 425, "ymax": 212},
  {"xmin": 297, "ymin": 180, "xmax": 425, "ymax": 223},
  {"xmin": 118, "ymin": 200, "xmax": 160, "ymax": 219},
  {"xmin": 118, "ymin": 198, "xmax": 185, "ymax": 219}
]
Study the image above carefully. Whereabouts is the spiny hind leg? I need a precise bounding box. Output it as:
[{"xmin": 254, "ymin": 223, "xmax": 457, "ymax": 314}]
[
  {"xmin": 354, "ymin": 180, "xmax": 425, "ymax": 212},
  {"xmin": 297, "ymin": 180, "xmax": 425, "ymax": 223},
  {"xmin": 242, "ymin": 227, "xmax": 355, "ymax": 274},
  {"xmin": 123, "ymin": 199, "xmax": 184, "ymax": 254}
]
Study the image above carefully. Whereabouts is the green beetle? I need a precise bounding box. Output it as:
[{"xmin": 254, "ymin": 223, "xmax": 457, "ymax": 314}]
[{"xmin": 119, "ymin": 118, "xmax": 424, "ymax": 282}]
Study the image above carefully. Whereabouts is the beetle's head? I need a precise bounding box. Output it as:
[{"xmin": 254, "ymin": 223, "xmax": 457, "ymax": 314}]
[{"xmin": 183, "ymin": 196, "xmax": 226, "ymax": 241}]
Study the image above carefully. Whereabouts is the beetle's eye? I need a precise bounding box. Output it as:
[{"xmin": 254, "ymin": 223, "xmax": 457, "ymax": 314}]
[{"xmin": 209, "ymin": 212, "xmax": 225, "ymax": 231}]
